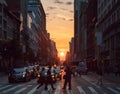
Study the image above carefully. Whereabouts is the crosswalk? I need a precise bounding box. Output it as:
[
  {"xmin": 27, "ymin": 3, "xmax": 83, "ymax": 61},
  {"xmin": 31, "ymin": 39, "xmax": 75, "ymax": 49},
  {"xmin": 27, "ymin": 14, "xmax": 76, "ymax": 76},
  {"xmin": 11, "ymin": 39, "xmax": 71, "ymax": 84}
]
[{"xmin": 0, "ymin": 84, "xmax": 120, "ymax": 94}]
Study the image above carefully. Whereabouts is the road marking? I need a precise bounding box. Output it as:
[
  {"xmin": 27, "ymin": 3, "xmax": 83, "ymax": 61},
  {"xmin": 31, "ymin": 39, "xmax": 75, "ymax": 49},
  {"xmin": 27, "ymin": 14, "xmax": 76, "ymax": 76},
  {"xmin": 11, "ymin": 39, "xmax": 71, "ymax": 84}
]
[
  {"xmin": 41, "ymin": 90, "xmax": 48, "ymax": 94},
  {"xmin": 107, "ymin": 87, "xmax": 120, "ymax": 94},
  {"xmin": 0, "ymin": 85, "xmax": 12, "ymax": 90},
  {"xmin": 88, "ymin": 87, "xmax": 98, "ymax": 94},
  {"xmin": 41, "ymin": 85, "xmax": 51, "ymax": 94},
  {"xmin": 27, "ymin": 85, "xmax": 39, "ymax": 94},
  {"xmin": 68, "ymin": 90, "xmax": 73, "ymax": 94},
  {"xmin": 2, "ymin": 85, "xmax": 22, "ymax": 93},
  {"xmin": 27, "ymin": 85, "xmax": 32, "ymax": 87},
  {"xmin": 82, "ymin": 76, "xmax": 101, "ymax": 89},
  {"xmin": 77, "ymin": 86, "xmax": 86, "ymax": 94},
  {"xmin": 54, "ymin": 85, "xmax": 60, "ymax": 94},
  {"xmin": 14, "ymin": 87, "xmax": 27, "ymax": 94},
  {"xmin": 116, "ymin": 87, "xmax": 120, "ymax": 91}
]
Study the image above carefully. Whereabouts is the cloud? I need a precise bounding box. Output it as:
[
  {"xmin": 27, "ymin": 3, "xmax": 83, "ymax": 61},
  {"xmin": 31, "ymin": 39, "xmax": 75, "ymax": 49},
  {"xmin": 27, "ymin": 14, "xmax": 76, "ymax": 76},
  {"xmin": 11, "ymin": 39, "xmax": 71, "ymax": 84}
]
[
  {"xmin": 68, "ymin": 19, "xmax": 73, "ymax": 21},
  {"xmin": 54, "ymin": 0, "xmax": 64, "ymax": 4},
  {"xmin": 47, "ymin": 6, "xmax": 57, "ymax": 10},
  {"xmin": 60, "ymin": 8, "xmax": 68, "ymax": 11},
  {"xmin": 57, "ymin": 14, "xmax": 66, "ymax": 20},
  {"xmin": 69, "ymin": 10, "xmax": 74, "ymax": 13},
  {"xmin": 46, "ymin": 13, "xmax": 49, "ymax": 16},
  {"xmin": 66, "ymin": 1, "xmax": 73, "ymax": 5},
  {"xmin": 56, "ymin": 14, "xmax": 73, "ymax": 21}
]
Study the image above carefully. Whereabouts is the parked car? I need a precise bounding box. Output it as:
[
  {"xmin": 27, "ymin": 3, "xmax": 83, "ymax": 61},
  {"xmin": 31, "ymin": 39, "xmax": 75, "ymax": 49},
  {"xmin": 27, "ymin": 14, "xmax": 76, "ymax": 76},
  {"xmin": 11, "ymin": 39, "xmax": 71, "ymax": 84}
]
[
  {"xmin": 76, "ymin": 62, "xmax": 88, "ymax": 75},
  {"xmin": 8, "ymin": 67, "xmax": 31, "ymax": 83}
]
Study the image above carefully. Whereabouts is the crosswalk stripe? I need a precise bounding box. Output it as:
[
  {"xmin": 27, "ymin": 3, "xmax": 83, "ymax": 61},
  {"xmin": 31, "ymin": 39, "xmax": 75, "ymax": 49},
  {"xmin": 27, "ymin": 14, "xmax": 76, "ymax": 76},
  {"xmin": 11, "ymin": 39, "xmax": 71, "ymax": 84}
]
[
  {"xmin": 88, "ymin": 87, "xmax": 98, "ymax": 94},
  {"xmin": 2, "ymin": 85, "xmax": 22, "ymax": 93},
  {"xmin": 77, "ymin": 86, "xmax": 86, "ymax": 94},
  {"xmin": 41, "ymin": 90, "xmax": 48, "ymax": 94},
  {"xmin": 14, "ymin": 87, "xmax": 27, "ymax": 94},
  {"xmin": 54, "ymin": 85, "xmax": 60, "ymax": 94},
  {"xmin": 116, "ymin": 87, "xmax": 120, "ymax": 91},
  {"xmin": 27, "ymin": 85, "xmax": 39, "ymax": 94},
  {"xmin": 107, "ymin": 87, "xmax": 120, "ymax": 94},
  {"xmin": 47, "ymin": 85, "xmax": 51, "ymax": 91},
  {"xmin": 0, "ymin": 85, "xmax": 12, "ymax": 90},
  {"xmin": 41, "ymin": 85, "xmax": 51, "ymax": 94},
  {"xmin": 68, "ymin": 90, "xmax": 73, "ymax": 94}
]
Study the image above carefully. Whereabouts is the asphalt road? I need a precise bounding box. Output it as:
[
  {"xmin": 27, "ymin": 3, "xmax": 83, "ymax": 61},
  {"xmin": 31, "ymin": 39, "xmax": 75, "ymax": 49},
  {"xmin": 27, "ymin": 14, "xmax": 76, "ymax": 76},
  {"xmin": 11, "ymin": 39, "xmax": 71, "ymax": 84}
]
[{"xmin": 0, "ymin": 73, "xmax": 120, "ymax": 94}]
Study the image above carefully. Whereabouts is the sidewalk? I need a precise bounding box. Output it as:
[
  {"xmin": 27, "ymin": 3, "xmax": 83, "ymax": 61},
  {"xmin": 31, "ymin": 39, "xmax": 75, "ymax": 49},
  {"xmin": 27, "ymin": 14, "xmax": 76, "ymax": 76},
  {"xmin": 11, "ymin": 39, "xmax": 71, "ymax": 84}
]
[
  {"xmin": 103, "ymin": 73, "xmax": 120, "ymax": 84},
  {"xmin": 0, "ymin": 71, "xmax": 8, "ymax": 76},
  {"xmin": 0, "ymin": 72, "xmax": 8, "ymax": 84},
  {"xmin": 88, "ymin": 72, "xmax": 120, "ymax": 84}
]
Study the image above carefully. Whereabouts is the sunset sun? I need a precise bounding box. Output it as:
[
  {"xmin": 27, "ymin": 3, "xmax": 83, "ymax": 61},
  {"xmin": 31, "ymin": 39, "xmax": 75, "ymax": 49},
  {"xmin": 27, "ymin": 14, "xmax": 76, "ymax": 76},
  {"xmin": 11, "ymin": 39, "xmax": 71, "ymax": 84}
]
[{"xmin": 59, "ymin": 52, "xmax": 65, "ymax": 57}]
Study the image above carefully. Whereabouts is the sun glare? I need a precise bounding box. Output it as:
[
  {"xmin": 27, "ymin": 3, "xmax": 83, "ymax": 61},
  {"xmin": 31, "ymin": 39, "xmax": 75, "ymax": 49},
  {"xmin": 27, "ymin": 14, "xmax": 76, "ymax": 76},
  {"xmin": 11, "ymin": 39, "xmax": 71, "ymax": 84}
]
[{"xmin": 60, "ymin": 52, "xmax": 65, "ymax": 57}]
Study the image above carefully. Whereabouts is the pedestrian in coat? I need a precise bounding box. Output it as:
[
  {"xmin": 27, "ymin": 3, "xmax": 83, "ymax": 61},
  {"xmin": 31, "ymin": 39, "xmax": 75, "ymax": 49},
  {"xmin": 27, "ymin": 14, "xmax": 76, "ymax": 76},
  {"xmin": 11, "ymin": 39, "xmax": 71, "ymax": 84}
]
[
  {"xmin": 45, "ymin": 66, "xmax": 56, "ymax": 90},
  {"xmin": 62, "ymin": 66, "xmax": 72, "ymax": 90},
  {"xmin": 37, "ymin": 67, "xmax": 47, "ymax": 89}
]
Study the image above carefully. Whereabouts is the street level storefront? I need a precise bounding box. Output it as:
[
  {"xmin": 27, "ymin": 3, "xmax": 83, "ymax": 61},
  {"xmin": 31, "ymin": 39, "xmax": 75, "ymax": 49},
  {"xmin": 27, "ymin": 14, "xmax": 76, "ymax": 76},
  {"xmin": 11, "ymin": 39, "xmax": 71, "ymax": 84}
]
[{"xmin": 86, "ymin": 56, "xmax": 97, "ymax": 71}]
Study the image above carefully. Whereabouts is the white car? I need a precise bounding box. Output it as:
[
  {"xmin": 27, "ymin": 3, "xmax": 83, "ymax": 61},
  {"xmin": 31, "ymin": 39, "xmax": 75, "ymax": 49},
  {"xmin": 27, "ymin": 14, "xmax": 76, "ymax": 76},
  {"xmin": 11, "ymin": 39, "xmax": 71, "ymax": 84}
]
[{"xmin": 76, "ymin": 62, "xmax": 88, "ymax": 75}]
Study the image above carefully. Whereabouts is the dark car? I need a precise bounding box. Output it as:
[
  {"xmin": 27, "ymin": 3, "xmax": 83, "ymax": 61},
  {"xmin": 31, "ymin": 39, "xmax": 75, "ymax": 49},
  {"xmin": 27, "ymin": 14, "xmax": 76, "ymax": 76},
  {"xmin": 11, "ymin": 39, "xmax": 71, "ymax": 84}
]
[
  {"xmin": 76, "ymin": 62, "xmax": 88, "ymax": 75},
  {"xmin": 8, "ymin": 67, "xmax": 31, "ymax": 83}
]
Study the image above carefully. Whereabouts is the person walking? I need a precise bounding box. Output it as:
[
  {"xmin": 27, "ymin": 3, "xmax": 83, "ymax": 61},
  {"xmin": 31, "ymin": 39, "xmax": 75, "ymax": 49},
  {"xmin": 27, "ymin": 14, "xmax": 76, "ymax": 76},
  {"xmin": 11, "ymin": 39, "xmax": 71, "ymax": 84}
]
[
  {"xmin": 37, "ymin": 67, "xmax": 47, "ymax": 89},
  {"xmin": 62, "ymin": 66, "xmax": 72, "ymax": 90},
  {"xmin": 45, "ymin": 66, "xmax": 56, "ymax": 90}
]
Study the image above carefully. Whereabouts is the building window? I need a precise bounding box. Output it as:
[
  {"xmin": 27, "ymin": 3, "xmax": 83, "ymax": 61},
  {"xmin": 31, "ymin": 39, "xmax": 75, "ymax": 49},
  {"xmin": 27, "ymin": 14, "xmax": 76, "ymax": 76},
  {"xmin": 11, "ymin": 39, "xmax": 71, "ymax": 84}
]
[
  {"xmin": 3, "ymin": 20, "xmax": 7, "ymax": 29},
  {"xmin": 0, "ymin": 3, "xmax": 2, "ymax": 12},
  {"xmin": 3, "ymin": 30, "xmax": 7, "ymax": 39},
  {"xmin": 0, "ymin": 27, "xmax": 2, "ymax": 38},
  {"xmin": 0, "ymin": 15, "xmax": 2, "ymax": 25}
]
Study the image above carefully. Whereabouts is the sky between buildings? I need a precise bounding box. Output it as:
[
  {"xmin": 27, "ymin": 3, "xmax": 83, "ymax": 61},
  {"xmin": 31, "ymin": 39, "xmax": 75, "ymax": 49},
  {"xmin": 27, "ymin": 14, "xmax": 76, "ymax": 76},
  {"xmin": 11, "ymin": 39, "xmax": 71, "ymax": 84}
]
[{"xmin": 41, "ymin": 0, "xmax": 74, "ymax": 60}]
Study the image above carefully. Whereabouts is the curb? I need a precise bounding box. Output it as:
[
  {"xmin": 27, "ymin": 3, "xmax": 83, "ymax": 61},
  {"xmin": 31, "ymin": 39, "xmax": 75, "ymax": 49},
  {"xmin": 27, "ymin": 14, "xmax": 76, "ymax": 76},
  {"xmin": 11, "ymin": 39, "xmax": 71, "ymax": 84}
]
[
  {"xmin": 103, "ymin": 74, "xmax": 120, "ymax": 84},
  {"xmin": 88, "ymin": 72, "xmax": 120, "ymax": 84}
]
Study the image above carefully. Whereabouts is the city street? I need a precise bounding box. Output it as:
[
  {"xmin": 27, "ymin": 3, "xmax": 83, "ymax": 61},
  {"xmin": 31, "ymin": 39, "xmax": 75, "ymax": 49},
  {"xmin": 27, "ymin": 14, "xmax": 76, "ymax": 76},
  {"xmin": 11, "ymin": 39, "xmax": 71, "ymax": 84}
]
[
  {"xmin": 0, "ymin": 0, "xmax": 120, "ymax": 94},
  {"xmin": 0, "ymin": 72, "xmax": 120, "ymax": 94}
]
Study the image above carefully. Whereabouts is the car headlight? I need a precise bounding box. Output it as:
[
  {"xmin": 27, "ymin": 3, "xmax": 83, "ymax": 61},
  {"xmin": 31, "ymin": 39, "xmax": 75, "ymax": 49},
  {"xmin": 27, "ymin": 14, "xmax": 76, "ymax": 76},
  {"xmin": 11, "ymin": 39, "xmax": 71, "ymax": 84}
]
[
  {"xmin": 52, "ymin": 75, "xmax": 54, "ymax": 78},
  {"xmin": 38, "ymin": 74, "xmax": 40, "ymax": 77},
  {"xmin": 23, "ymin": 74, "xmax": 25, "ymax": 77}
]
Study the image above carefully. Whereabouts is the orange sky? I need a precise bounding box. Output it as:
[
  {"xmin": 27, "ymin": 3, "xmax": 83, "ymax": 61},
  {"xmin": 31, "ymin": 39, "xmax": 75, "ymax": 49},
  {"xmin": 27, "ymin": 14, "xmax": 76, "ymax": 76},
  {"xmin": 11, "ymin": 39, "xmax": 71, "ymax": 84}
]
[{"xmin": 41, "ymin": 0, "xmax": 74, "ymax": 60}]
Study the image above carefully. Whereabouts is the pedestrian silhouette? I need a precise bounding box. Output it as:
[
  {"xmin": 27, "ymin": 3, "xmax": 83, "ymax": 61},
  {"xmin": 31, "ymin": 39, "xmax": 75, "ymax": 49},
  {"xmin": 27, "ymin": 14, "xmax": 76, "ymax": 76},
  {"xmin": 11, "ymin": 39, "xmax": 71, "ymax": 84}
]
[
  {"xmin": 45, "ymin": 66, "xmax": 56, "ymax": 90},
  {"xmin": 37, "ymin": 67, "xmax": 47, "ymax": 89},
  {"xmin": 63, "ymin": 65, "xmax": 72, "ymax": 90}
]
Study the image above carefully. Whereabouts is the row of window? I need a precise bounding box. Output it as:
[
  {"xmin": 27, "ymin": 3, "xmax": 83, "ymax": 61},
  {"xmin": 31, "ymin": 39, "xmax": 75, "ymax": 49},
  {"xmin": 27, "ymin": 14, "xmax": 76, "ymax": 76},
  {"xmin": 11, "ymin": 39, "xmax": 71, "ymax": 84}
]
[
  {"xmin": 0, "ymin": 15, "xmax": 2, "ymax": 25},
  {"xmin": 98, "ymin": 6, "xmax": 120, "ymax": 33},
  {"xmin": 0, "ymin": 6, "xmax": 19, "ymax": 40},
  {"xmin": 98, "ymin": 0, "xmax": 118, "ymax": 22},
  {"xmin": 104, "ymin": 28, "xmax": 120, "ymax": 51}
]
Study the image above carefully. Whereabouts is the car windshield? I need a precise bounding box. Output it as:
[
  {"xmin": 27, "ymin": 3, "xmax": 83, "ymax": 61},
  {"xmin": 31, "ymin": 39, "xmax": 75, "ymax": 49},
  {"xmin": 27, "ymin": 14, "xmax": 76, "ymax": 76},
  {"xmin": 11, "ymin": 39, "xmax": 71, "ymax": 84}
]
[
  {"xmin": 13, "ymin": 68, "xmax": 26, "ymax": 73},
  {"xmin": 55, "ymin": 67, "xmax": 60, "ymax": 72}
]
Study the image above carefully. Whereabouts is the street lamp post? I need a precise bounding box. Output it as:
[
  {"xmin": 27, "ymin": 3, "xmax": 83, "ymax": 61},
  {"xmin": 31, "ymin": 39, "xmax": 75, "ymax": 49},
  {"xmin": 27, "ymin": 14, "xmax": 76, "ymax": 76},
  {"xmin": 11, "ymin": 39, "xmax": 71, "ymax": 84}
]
[{"xmin": 96, "ymin": 27, "xmax": 104, "ymax": 86}]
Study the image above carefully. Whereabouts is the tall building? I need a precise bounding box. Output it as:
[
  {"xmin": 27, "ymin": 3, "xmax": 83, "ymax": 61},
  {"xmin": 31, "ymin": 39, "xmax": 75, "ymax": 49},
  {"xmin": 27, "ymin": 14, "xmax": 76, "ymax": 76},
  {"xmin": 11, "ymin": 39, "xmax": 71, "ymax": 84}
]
[
  {"xmin": 5, "ymin": 0, "xmax": 29, "ymax": 66},
  {"xmin": 0, "ymin": 0, "xmax": 21, "ymax": 70},
  {"xmin": 74, "ymin": 0, "xmax": 80, "ymax": 62},
  {"xmin": 97, "ymin": 0, "xmax": 120, "ymax": 70},
  {"xmin": 69, "ymin": 37, "xmax": 74, "ymax": 62},
  {"xmin": 27, "ymin": 0, "xmax": 46, "ymax": 65},
  {"xmin": 86, "ymin": 0, "xmax": 97, "ymax": 71},
  {"xmin": 74, "ymin": 0, "xmax": 88, "ymax": 63},
  {"xmin": 50, "ymin": 40, "xmax": 58, "ymax": 65}
]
